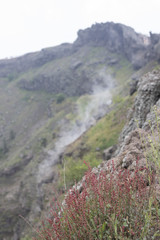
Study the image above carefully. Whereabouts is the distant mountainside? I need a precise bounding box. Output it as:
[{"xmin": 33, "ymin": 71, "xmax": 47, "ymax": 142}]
[
  {"xmin": 0, "ymin": 22, "xmax": 160, "ymax": 239},
  {"xmin": 0, "ymin": 22, "xmax": 159, "ymax": 96}
]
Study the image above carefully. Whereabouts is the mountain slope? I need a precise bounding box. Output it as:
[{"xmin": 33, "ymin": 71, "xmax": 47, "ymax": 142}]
[
  {"xmin": 36, "ymin": 69, "xmax": 160, "ymax": 240},
  {"xmin": 0, "ymin": 22, "xmax": 160, "ymax": 239}
]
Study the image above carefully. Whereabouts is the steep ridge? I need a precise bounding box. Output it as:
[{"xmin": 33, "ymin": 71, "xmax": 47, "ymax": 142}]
[
  {"xmin": 0, "ymin": 22, "xmax": 160, "ymax": 239},
  {"xmin": 75, "ymin": 22, "xmax": 150, "ymax": 69}
]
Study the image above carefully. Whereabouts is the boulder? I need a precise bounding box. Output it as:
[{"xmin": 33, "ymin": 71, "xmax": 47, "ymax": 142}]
[{"xmin": 103, "ymin": 145, "xmax": 117, "ymax": 160}]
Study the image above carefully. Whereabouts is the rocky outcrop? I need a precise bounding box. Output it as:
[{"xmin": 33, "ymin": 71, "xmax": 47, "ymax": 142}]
[
  {"xmin": 117, "ymin": 70, "xmax": 160, "ymax": 154},
  {"xmin": 129, "ymin": 76, "xmax": 139, "ymax": 95},
  {"xmin": 149, "ymin": 32, "xmax": 160, "ymax": 61},
  {"xmin": 74, "ymin": 22, "xmax": 150, "ymax": 69},
  {"xmin": 0, "ymin": 153, "xmax": 33, "ymax": 177},
  {"xmin": 18, "ymin": 71, "xmax": 94, "ymax": 96},
  {"xmin": 70, "ymin": 69, "xmax": 160, "ymax": 204},
  {"xmin": 103, "ymin": 145, "xmax": 117, "ymax": 160},
  {"xmin": 0, "ymin": 43, "xmax": 74, "ymax": 78}
]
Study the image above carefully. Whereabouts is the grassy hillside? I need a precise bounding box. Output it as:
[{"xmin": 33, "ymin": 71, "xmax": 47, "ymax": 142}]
[
  {"xmin": 0, "ymin": 44, "xmax": 137, "ymax": 239},
  {"xmin": 57, "ymin": 94, "xmax": 135, "ymax": 189},
  {"xmin": 0, "ymin": 46, "xmax": 135, "ymax": 171},
  {"xmin": 1, "ymin": 42, "xmax": 159, "ymax": 239}
]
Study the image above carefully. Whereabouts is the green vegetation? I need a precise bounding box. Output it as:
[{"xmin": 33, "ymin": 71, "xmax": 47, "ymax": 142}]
[
  {"xmin": 7, "ymin": 73, "xmax": 18, "ymax": 81},
  {"xmin": 86, "ymin": 96, "xmax": 133, "ymax": 150},
  {"xmin": 58, "ymin": 154, "xmax": 101, "ymax": 189},
  {"xmin": 40, "ymin": 137, "xmax": 47, "ymax": 147},
  {"xmin": 9, "ymin": 129, "xmax": 16, "ymax": 140},
  {"xmin": 56, "ymin": 93, "xmax": 66, "ymax": 104},
  {"xmin": 2, "ymin": 138, "xmax": 9, "ymax": 154},
  {"xmin": 140, "ymin": 106, "xmax": 160, "ymax": 175},
  {"xmin": 21, "ymin": 237, "xmax": 32, "ymax": 240},
  {"xmin": 58, "ymin": 95, "xmax": 135, "ymax": 189},
  {"xmin": 34, "ymin": 104, "xmax": 160, "ymax": 240},
  {"xmin": 35, "ymin": 164, "xmax": 160, "ymax": 240},
  {"xmin": 0, "ymin": 42, "xmax": 139, "ymax": 239}
]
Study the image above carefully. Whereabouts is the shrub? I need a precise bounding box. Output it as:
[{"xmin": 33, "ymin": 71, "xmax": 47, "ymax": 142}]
[
  {"xmin": 56, "ymin": 94, "xmax": 65, "ymax": 104},
  {"xmin": 8, "ymin": 73, "xmax": 15, "ymax": 81},
  {"xmin": 41, "ymin": 138, "xmax": 47, "ymax": 147},
  {"xmin": 2, "ymin": 138, "xmax": 9, "ymax": 154},
  {"xmin": 34, "ymin": 163, "xmax": 160, "ymax": 240},
  {"xmin": 58, "ymin": 155, "xmax": 102, "ymax": 190},
  {"xmin": 9, "ymin": 129, "xmax": 16, "ymax": 140}
]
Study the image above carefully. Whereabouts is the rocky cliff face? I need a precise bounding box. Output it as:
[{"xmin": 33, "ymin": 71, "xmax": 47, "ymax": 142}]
[
  {"xmin": 149, "ymin": 32, "xmax": 160, "ymax": 61},
  {"xmin": 117, "ymin": 70, "xmax": 160, "ymax": 153},
  {"xmin": 74, "ymin": 22, "xmax": 150, "ymax": 69},
  {"xmin": 107, "ymin": 70, "xmax": 160, "ymax": 193}
]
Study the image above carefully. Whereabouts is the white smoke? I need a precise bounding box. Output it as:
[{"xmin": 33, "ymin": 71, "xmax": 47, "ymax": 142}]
[{"xmin": 37, "ymin": 72, "xmax": 114, "ymax": 184}]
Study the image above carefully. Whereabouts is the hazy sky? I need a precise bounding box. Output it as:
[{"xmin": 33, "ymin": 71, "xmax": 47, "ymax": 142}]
[{"xmin": 0, "ymin": 0, "xmax": 159, "ymax": 59}]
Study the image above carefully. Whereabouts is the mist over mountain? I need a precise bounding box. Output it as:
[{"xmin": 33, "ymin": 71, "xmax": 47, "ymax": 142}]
[{"xmin": 0, "ymin": 22, "xmax": 160, "ymax": 239}]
